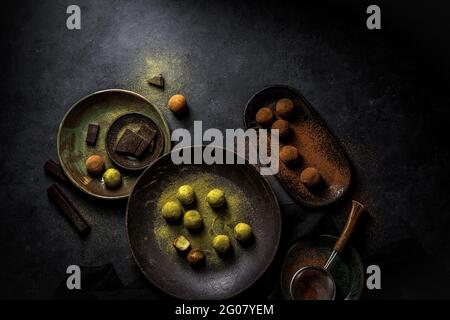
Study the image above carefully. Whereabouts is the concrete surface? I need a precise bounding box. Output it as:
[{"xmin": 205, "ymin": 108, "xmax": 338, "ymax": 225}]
[{"xmin": 1, "ymin": 0, "xmax": 450, "ymax": 299}]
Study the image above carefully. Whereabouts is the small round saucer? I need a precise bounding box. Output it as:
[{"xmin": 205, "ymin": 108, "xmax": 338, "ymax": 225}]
[
  {"xmin": 106, "ymin": 112, "xmax": 164, "ymax": 171},
  {"xmin": 281, "ymin": 235, "xmax": 364, "ymax": 300}
]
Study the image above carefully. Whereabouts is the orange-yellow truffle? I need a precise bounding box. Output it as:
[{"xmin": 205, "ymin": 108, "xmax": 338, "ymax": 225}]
[
  {"xmin": 168, "ymin": 94, "xmax": 187, "ymax": 113},
  {"xmin": 85, "ymin": 155, "xmax": 105, "ymax": 177}
]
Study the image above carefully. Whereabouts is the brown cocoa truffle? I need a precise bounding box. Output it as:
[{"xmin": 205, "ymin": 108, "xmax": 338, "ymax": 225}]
[
  {"xmin": 280, "ymin": 145, "xmax": 300, "ymax": 166},
  {"xmin": 187, "ymin": 248, "xmax": 206, "ymax": 266},
  {"xmin": 255, "ymin": 107, "xmax": 274, "ymax": 127},
  {"xmin": 300, "ymin": 167, "xmax": 322, "ymax": 188},
  {"xmin": 276, "ymin": 98, "xmax": 295, "ymax": 119},
  {"xmin": 271, "ymin": 119, "xmax": 290, "ymax": 139},
  {"xmin": 85, "ymin": 155, "xmax": 105, "ymax": 177},
  {"xmin": 168, "ymin": 94, "xmax": 187, "ymax": 113}
]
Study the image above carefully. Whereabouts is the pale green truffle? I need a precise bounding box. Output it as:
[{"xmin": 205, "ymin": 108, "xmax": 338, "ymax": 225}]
[
  {"xmin": 212, "ymin": 234, "xmax": 231, "ymax": 254},
  {"xmin": 234, "ymin": 223, "xmax": 252, "ymax": 242},
  {"xmin": 161, "ymin": 201, "xmax": 182, "ymax": 222},
  {"xmin": 183, "ymin": 210, "xmax": 203, "ymax": 229},
  {"xmin": 176, "ymin": 185, "xmax": 195, "ymax": 205},
  {"xmin": 103, "ymin": 168, "xmax": 122, "ymax": 189},
  {"xmin": 206, "ymin": 188, "xmax": 226, "ymax": 208}
]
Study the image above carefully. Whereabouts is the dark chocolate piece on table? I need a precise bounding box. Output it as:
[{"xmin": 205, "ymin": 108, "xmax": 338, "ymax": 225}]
[
  {"xmin": 134, "ymin": 138, "xmax": 150, "ymax": 158},
  {"xmin": 86, "ymin": 123, "xmax": 100, "ymax": 146},
  {"xmin": 47, "ymin": 184, "xmax": 91, "ymax": 235},
  {"xmin": 147, "ymin": 74, "xmax": 165, "ymax": 89},
  {"xmin": 44, "ymin": 159, "xmax": 69, "ymax": 184},
  {"xmin": 115, "ymin": 129, "xmax": 143, "ymax": 155}
]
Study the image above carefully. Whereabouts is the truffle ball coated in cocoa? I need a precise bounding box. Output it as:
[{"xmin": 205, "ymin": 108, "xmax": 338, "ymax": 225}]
[
  {"xmin": 206, "ymin": 188, "xmax": 226, "ymax": 208},
  {"xmin": 85, "ymin": 155, "xmax": 105, "ymax": 177},
  {"xmin": 187, "ymin": 248, "xmax": 206, "ymax": 266},
  {"xmin": 276, "ymin": 98, "xmax": 295, "ymax": 119},
  {"xmin": 162, "ymin": 201, "xmax": 183, "ymax": 222},
  {"xmin": 280, "ymin": 145, "xmax": 300, "ymax": 166},
  {"xmin": 234, "ymin": 223, "xmax": 253, "ymax": 242},
  {"xmin": 102, "ymin": 168, "xmax": 122, "ymax": 189},
  {"xmin": 300, "ymin": 167, "xmax": 322, "ymax": 188},
  {"xmin": 255, "ymin": 107, "xmax": 274, "ymax": 127},
  {"xmin": 212, "ymin": 234, "xmax": 231, "ymax": 254},
  {"xmin": 183, "ymin": 210, "xmax": 203, "ymax": 230},
  {"xmin": 176, "ymin": 185, "xmax": 195, "ymax": 205},
  {"xmin": 271, "ymin": 119, "xmax": 290, "ymax": 139},
  {"xmin": 168, "ymin": 94, "xmax": 187, "ymax": 113}
]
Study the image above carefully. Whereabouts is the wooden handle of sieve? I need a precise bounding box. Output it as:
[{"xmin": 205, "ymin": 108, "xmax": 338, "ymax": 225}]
[{"xmin": 333, "ymin": 200, "xmax": 365, "ymax": 253}]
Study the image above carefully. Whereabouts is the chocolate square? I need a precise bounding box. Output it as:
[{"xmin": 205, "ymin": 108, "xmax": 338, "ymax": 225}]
[
  {"xmin": 115, "ymin": 129, "xmax": 143, "ymax": 155},
  {"xmin": 86, "ymin": 123, "xmax": 100, "ymax": 146},
  {"xmin": 136, "ymin": 124, "xmax": 157, "ymax": 142}
]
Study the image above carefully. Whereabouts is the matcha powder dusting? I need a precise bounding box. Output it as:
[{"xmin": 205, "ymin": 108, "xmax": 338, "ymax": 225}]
[{"xmin": 154, "ymin": 172, "xmax": 254, "ymax": 267}]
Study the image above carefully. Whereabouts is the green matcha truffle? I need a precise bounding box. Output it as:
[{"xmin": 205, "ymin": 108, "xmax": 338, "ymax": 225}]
[
  {"xmin": 162, "ymin": 201, "xmax": 182, "ymax": 222},
  {"xmin": 173, "ymin": 235, "xmax": 191, "ymax": 252},
  {"xmin": 212, "ymin": 234, "xmax": 231, "ymax": 254},
  {"xmin": 206, "ymin": 188, "xmax": 226, "ymax": 208},
  {"xmin": 176, "ymin": 185, "xmax": 195, "ymax": 205},
  {"xmin": 103, "ymin": 168, "xmax": 122, "ymax": 189},
  {"xmin": 183, "ymin": 210, "xmax": 203, "ymax": 230},
  {"xmin": 234, "ymin": 223, "xmax": 253, "ymax": 242}
]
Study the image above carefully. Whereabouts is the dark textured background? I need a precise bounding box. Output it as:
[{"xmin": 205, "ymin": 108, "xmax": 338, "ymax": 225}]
[{"xmin": 1, "ymin": 0, "xmax": 450, "ymax": 299}]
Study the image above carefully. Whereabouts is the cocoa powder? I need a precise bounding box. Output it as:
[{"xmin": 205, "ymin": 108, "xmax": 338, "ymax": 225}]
[{"xmin": 255, "ymin": 97, "xmax": 351, "ymax": 206}]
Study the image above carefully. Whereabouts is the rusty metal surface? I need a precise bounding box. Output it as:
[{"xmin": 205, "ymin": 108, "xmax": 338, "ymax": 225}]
[{"xmin": 57, "ymin": 89, "xmax": 171, "ymax": 200}]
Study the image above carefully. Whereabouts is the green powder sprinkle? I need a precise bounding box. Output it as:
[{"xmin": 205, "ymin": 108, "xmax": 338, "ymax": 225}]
[{"xmin": 153, "ymin": 172, "xmax": 254, "ymax": 268}]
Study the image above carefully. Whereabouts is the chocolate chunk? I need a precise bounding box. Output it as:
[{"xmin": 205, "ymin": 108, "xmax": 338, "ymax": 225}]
[
  {"xmin": 147, "ymin": 74, "xmax": 165, "ymax": 89},
  {"xmin": 133, "ymin": 125, "xmax": 157, "ymax": 158},
  {"xmin": 137, "ymin": 124, "xmax": 157, "ymax": 142},
  {"xmin": 134, "ymin": 138, "xmax": 150, "ymax": 158},
  {"xmin": 44, "ymin": 159, "xmax": 69, "ymax": 184},
  {"xmin": 115, "ymin": 129, "xmax": 143, "ymax": 155},
  {"xmin": 47, "ymin": 184, "xmax": 91, "ymax": 235},
  {"xmin": 86, "ymin": 123, "xmax": 100, "ymax": 146}
]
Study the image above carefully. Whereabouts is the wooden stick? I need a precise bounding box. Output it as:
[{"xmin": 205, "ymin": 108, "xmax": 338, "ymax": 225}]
[{"xmin": 44, "ymin": 159, "xmax": 69, "ymax": 184}]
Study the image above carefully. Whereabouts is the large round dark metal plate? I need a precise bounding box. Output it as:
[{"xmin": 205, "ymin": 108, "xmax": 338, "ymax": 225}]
[{"xmin": 126, "ymin": 147, "xmax": 281, "ymax": 299}]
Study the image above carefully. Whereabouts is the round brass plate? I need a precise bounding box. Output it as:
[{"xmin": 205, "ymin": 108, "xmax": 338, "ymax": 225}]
[{"xmin": 57, "ymin": 89, "xmax": 171, "ymax": 200}]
